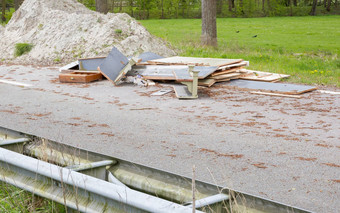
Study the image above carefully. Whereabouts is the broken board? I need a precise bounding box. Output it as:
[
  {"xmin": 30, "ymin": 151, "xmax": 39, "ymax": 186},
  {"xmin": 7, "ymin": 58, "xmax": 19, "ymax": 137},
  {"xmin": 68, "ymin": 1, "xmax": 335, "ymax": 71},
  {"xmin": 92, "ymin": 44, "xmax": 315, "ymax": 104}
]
[
  {"xmin": 240, "ymin": 69, "xmax": 290, "ymax": 82},
  {"xmin": 130, "ymin": 65, "xmax": 218, "ymax": 80},
  {"xmin": 98, "ymin": 47, "xmax": 134, "ymax": 85},
  {"xmin": 59, "ymin": 72, "xmax": 102, "ymax": 83},
  {"xmin": 148, "ymin": 56, "xmax": 243, "ymax": 67},
  {"xmin": 223, "ymin": 80, "xmax": 317, "ymax": 95}
]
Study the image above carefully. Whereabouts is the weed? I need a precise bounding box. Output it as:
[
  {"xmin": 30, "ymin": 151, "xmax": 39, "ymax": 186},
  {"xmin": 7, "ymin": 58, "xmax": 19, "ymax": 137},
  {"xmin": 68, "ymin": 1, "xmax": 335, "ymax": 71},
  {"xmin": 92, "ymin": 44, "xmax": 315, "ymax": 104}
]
[
  {"xmin": 14, "ymin": 43, "xmax": 33, "ymax": 57},
  {"xmin": 115, "ymin": 29, "xmax": 123, "ymax": 34},
  {"xmin": 38, "ymin": 23, "xmax": 43, "ymax": 30}
]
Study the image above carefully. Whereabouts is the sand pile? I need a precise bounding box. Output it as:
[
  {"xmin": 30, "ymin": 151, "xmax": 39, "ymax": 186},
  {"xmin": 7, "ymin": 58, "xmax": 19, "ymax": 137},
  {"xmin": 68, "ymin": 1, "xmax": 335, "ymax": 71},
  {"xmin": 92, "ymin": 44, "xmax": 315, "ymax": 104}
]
[{"xmin": 0, "ymin": 0, "xmax": 175, "ymax": 65}]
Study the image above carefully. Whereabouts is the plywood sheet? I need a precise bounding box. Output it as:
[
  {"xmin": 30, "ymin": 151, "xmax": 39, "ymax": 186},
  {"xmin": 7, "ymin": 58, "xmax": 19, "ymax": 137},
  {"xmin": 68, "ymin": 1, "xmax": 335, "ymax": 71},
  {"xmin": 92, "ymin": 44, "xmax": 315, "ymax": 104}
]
[
  {"xmin": 79, "ymin": 57, "xmax": 106, "ymax": 71},
  {"xmin": 137, "ymin": 52, "xmax": 164, "ymax": 63},
  {"xmin": 98, "ymin": 47, "xmax": 129, "ymax": 85},
  {"xmin": 130, "ymin": 65, "xmax": 218, "ymax": 80},
  {"xmin": 223, "ymin": 80, "xmax": 317, "ymax": 95},
  {"xmin": 148, "ymin": 56, "xmax": 243, "ymax": 67}
]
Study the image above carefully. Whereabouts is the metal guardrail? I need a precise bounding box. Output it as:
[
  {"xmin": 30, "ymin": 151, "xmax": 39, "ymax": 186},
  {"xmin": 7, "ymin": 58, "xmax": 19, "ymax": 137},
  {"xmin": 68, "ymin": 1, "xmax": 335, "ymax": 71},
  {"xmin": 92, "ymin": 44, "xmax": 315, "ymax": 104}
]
[
  {"xmin": 0, "ymin": 127, "xmax": 311, "ymax": 213},
  {"xmin": 0, "ymin": 147, "xmax": 200, "ymax": 213}
]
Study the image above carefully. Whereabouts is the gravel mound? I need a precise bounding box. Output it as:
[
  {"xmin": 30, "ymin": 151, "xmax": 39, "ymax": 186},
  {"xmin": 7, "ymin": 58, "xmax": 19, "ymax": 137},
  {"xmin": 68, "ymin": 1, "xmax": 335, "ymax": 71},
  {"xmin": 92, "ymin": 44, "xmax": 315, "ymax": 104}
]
[{"xmin": 0, "ymin": 0, "xmax": 175, "ymax": 65}]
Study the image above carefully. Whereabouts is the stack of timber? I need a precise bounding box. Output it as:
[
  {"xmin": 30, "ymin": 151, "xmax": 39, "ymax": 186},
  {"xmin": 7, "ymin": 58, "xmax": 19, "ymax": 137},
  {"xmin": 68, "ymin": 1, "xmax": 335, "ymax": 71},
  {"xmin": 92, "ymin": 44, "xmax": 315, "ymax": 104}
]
[{"xmin": 132, "ymin": 56, "xmax": 249, "ymax": 87}]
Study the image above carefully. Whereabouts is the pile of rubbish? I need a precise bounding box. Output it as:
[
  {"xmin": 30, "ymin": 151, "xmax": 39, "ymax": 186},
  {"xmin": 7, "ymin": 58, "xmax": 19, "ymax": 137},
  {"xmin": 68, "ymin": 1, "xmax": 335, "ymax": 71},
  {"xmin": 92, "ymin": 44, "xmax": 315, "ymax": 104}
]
[
  {"xmin": 0, "ymin": 0, "xmax": 175, "ymax": 65},
  {"xmin": 59, "ymin": 47, "xmax": 317, "ymax": 99}
]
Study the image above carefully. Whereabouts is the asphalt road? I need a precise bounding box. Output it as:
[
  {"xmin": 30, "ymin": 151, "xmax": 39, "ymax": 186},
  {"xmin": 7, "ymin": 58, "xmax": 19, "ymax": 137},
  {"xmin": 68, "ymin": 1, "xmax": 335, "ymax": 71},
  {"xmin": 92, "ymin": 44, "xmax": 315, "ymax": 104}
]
[{"xmin": 0, "ymin": 64, "xmax": 339, "ymax": 212}]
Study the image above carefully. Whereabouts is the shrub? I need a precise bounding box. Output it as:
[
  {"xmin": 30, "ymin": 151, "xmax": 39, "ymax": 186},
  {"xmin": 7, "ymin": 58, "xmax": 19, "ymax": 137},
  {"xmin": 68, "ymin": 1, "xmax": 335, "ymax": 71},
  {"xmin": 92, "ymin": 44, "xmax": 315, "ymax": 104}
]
[{"xmin": 14, "ymin": 43, "xmax": 33, "ymax": 57}]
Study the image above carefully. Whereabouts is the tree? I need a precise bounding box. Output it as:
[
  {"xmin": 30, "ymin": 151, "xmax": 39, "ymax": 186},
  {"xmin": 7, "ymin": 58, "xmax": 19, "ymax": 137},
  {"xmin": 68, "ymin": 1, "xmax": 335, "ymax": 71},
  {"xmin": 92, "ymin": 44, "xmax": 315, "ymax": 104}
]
[
  {"xmin": 310, "ymin": 0, "xmax": 317, "ymax": 15},
  {"xmin": 1, "ymin": 0, "xmax": 6, "ymax": 22},
  {"xmin": 201, "ymin": 0, "xmax": 217, "ymax": 46},
  {"xmin": 96, "ymin": 0, "xmax": 108, "ymax": 13},
  {"xmin": 326, "ymin": 0, "xmax": 331, "ymax": 11}
]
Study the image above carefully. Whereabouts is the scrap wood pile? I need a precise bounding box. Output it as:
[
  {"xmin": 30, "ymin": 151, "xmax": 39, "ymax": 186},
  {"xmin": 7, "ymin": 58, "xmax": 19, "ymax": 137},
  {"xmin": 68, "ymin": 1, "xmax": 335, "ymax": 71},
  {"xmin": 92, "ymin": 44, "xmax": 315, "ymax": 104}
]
[{"xmin": 59, "ymin": 47, "xmax": 317, "ymax": 99}]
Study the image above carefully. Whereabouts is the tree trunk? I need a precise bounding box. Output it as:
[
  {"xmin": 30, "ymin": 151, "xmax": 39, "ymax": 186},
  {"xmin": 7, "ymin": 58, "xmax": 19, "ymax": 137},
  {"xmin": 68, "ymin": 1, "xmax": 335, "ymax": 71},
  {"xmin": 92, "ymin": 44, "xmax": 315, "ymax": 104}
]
[
  {"xmin": 335, "ymin": 0, "xmax": 338, "ymax": 8},
  {"xmin": 119, "ymin": 0, "xmax": 123, "ymax": 12},
  {"xmin": 1, "ymin": 0, "xmax": 6, "ymax": 22},
  {"xmin": 310, "ymin": 0, "xmax": 317, "ymax": 15},
  {"xmin": 231, "ymin": 0, "xmax": 235, "ymax": 8},
  {"xmin": 130, "ymin": 0, "xmax": 134, "ymax": 17},
  {"xmin": 217, "ymin": 0, "xmax": 223, "ymax": 15},
  {"xmin": 324, "ymin": 0, "xmax": 327, "ymax": 7},
  {"xmin": 262, "ymin": 0, "xmax": 265, "ymax": 12},
  {"xmin": 161, "ymin": 0, "xmax": 164, "ymax": 19},
  {"xmin": 293, "ymin": 0, "xmax": 297, "ymax": 6},
  {"xmin": 228, "ymin": 0, "xmax": 233, "ymax": 11},
  {"xmin": 326, "ymin": 0, "xmax": 331, "ymax": 11},
  {"xmin": 201, "ymin": 0, "xmax": 217, "ymax": 47},
  {"xmin": 96, "ymin": 0, "xmax": 108, "ymax": 14},
  {"xmin": 267, "ymin": 0, "xmax": 271, "ymax": 10}
]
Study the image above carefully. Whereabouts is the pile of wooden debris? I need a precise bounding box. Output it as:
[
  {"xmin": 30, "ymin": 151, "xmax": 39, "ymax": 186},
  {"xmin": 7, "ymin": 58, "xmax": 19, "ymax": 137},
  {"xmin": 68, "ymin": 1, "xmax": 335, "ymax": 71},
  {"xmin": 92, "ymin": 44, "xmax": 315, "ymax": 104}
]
[{"xmin": 59, "ymin": 47, "xmax": 317, "ymax": 99}]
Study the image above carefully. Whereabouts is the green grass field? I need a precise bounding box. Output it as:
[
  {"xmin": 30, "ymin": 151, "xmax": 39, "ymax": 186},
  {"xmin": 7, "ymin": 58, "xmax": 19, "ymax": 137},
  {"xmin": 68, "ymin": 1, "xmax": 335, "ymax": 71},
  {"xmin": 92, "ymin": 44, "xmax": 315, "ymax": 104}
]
[{"xmin": 140, "ymin": 16, "xmax": 340, "ymax": 87}]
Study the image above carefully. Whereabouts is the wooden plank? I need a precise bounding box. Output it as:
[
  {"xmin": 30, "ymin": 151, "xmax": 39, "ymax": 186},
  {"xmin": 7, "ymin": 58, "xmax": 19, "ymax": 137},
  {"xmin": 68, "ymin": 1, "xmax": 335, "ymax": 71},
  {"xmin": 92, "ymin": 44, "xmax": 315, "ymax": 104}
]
[
  {"xmin": 250, "ymin": 91, "xmax": 301, "ymax": 98},
  {"xmin": 198, "ymin": 79, "xmax": 216, "ymax": 87},
  {"xmin": 223, "ymin": 80, "xmax": 317, "ymax": 95},
  {"xmin": 148, "ymin": 56, "xmax": 243, "ymax": 67},
  {"xmin": 240, "ymin": 69, "xmax": 290, "ymax": 82},
  {"xmin": 59, "ymin": 72, "xmax": 102, "ymax": 83},
  {"xmin": 217, "ymin": 61, "xmax": 248, "ymax": 71},
  {"xmin": 210, "ymin": 67, "xmax": 243, "ymax": 77},
  {"xmin": 210, "ymin": 73, "xmax": 243, "ymax": 80}
]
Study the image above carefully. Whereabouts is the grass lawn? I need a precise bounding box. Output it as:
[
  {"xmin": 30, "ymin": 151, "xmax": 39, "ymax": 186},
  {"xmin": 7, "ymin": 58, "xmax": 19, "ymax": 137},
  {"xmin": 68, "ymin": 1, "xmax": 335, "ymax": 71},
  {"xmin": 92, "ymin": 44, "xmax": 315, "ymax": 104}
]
[{"xmin": 140, "ymin": 16, "xmax": 340, "ymax": 87}]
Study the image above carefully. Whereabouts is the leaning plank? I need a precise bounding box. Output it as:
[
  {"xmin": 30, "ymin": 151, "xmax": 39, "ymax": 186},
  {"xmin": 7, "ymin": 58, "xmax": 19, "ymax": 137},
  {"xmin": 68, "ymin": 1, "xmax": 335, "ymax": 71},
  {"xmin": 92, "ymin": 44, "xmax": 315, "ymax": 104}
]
[
  {"xmin": 98, "ymin": 47, "xmax": 134, "ymax": 85},
  {"xmin": 222, "ymin": 80, "xmax": 317, "ymax": 95},
  {"xmin": 148, "ymin": 56, "xmax": 243, "ymax": 67},
  {"xmin": 59, "ymin": 61, "xmax": 79, "ymax": 73},
  {"xmin": 250, "ymin": 91, "xmax": 301, "ymax": 98},
  {"xmin": 130, "ymin": 65, "xmax": 218, "ymax": 81},
  {"xmin": 240, "ymin": 69, "xmax": 290, "ymax": 82}
]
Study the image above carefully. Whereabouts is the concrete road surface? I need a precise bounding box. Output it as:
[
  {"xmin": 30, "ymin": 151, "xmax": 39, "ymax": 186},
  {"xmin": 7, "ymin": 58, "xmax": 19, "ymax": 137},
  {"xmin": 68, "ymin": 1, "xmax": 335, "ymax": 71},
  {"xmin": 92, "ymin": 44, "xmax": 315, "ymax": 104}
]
[{"xmin": 0, "ymin": 64, "xmax": 339, "ymax": 212}]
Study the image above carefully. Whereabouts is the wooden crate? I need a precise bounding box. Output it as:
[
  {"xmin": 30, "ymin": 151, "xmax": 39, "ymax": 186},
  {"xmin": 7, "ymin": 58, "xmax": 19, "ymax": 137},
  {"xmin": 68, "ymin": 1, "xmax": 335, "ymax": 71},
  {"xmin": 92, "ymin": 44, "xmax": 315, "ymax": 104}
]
[{"xmin": 59, "ymin": 72, "xmax": 103, "ymax": 83}]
